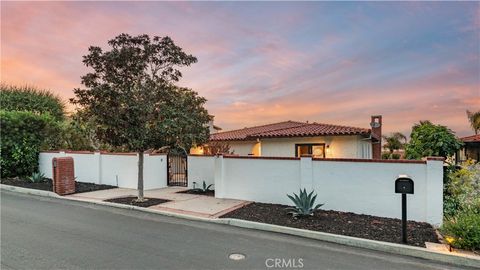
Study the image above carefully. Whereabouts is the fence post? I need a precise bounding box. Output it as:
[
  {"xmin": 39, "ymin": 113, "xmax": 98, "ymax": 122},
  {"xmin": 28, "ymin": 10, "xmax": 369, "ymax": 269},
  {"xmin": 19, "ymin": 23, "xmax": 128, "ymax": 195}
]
[
  {"xmin": 300, "ymin": 156, "xmax": 313, "ymax": 190},
  {"xmin": 424, "ymin": 157, "xmax": 444, "ymax": 226},
  {"xmin": 214, "ymin": 155, "xmax": 225, "ymax": 198}
]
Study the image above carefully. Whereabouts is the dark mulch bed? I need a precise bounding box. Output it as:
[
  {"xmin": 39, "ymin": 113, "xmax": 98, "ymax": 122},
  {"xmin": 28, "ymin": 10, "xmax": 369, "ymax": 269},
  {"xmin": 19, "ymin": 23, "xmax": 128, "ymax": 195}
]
[
  {"xmin": 0, "ymin": 177, "xmax": 116, "ymax": 194},
  {"xmin": 221, "ymin": 203, "xmax": 439, "ymax": 247},
  {"xmin": 177, "ymin": 189, "xmax": 215, "ymax": 197},
  {"xmin": 104, "ymin": 196, "xmax": 169, "ymax": 207}
]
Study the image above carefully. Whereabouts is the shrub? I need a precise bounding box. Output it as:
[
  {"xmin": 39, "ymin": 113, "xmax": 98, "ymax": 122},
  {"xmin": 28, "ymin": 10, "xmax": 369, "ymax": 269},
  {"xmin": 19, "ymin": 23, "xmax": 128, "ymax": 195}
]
[
  {"xmin": 441, "ymin": 211, "xmax": 480, "ymax": 251},
  {"xmin": 391, "ymin": 153, "xmax": 401, "ymax": 159},
  {"xmin": 381, "ymin": 153, "xmax": 391, "ymax": 159},
  {"xmin": 444, "ymin": 161, "xmax": 480, "ymax": 218},
  {"xmin": 0, "ymin": 110, "xmax": 62, "ymax": 177},
  {"xmin": 0, "ymin": 84, "xmax": 65, "ymax": 121},
  {"xmin": 287, "ymin": 189, "xmax": 324, "ymax": 218}
]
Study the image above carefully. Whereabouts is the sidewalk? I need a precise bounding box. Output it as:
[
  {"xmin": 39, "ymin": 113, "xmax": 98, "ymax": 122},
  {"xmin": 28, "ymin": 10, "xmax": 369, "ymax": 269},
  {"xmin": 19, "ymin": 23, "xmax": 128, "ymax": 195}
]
[{"xmin": 67, "ymin": 187, "xmax": 250, "ymax": 218}]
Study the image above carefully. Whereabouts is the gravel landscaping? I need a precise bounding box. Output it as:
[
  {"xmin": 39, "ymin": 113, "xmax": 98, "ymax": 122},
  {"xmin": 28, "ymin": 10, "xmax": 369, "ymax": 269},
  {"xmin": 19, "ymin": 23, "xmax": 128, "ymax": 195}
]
[
  {"xmin": 104, "ymin": 196, "xmax": 169, "ymax": 207},
  {"xmin": 0, "ymin": 177, "xmax": 116, "ymax": 194},
  {"xmin": 221, "ymin": 203, "xmax": 439, "ymax": 247},
  {"xmin": 176, "ymin": 189, "xmax": 215, "ymax": 197}
]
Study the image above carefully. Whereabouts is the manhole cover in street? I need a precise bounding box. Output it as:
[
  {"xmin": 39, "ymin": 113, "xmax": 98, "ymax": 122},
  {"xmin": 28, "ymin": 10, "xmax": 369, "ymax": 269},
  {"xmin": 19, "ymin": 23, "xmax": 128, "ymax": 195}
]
[{"xmin": 228, "ymin": 253, "xmax": 246, "ymax": 261}]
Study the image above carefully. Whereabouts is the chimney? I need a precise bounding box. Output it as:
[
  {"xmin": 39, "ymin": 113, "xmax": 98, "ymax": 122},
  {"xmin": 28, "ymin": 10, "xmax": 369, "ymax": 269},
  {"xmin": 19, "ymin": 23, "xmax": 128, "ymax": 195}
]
[{"xmin": 370, "ymin": 115, "xmax": 382, "ymax": 159}]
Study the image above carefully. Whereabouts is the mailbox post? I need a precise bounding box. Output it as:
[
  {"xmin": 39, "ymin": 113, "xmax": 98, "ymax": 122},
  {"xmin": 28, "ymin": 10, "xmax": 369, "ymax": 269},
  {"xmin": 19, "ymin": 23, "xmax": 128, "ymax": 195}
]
[{"xmin": 395, "ymin": 175, "xmax": 414, "ymax": 244}]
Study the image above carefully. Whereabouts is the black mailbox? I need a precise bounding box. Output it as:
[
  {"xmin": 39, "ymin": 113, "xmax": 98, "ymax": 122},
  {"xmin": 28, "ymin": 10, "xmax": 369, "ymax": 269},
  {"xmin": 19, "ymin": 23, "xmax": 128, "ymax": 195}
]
[{"xmin": 395, "ymin": 175, "xmax": 414, "ymax": 194}]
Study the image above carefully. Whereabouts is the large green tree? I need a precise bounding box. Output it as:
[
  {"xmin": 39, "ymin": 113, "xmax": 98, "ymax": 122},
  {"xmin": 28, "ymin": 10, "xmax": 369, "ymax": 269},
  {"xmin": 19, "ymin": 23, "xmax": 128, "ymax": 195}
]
[
  {"xmin": 71, "ymin": 34, "xmax": 210, "ymax": 200},
  {"xmin": 405, "ymin": 121, "xmax": 463, "ymax": 160},
  {"xmin": 466, "ymin": 110, "xmax": 480, "ymax": 135}
]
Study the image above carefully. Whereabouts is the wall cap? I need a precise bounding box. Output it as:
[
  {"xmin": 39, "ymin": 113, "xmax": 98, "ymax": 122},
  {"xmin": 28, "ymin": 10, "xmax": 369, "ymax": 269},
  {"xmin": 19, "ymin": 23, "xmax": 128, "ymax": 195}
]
[
  {"xmin": 223, "ymin": 155, "xmax": 300, "ymax": 161},
  {"xmin": 313, "ymin": 158, "xmax": 426, "ymax": 164},
  {"xmin": 423, "ymin": 157, "xmax": 445, "ymax": 161}
]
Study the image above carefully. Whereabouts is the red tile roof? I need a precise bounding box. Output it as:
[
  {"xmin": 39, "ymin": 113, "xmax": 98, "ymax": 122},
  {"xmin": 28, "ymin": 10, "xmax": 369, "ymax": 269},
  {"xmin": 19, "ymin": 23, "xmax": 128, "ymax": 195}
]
[
  {"xmin": 253, "ymin": 122, "xmax": 371, "ymax": 138},
  {"xmin": 210, "ymin": 121, "xmax": 305, "ymax": 141},
  {"xmin": 460, "ymin": 134, "xmax": 480, "ymax": 143},
  {"xmin": 210, "ymin": 121, "xmax": 371, "ymax": 141}
]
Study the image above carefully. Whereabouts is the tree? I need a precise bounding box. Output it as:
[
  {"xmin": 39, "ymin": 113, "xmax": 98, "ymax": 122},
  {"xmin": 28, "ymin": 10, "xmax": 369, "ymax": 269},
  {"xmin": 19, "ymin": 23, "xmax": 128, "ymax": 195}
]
[
  {"xmin": 405, "ymin": 121, "xmax": 463, "ymax": 160},
  {"xmin": 466, "ymin": 110, "xmax": 480, "ymax": 135},
  {"xmin": 382, "ymin": 132, "xmax": 407, "ymax": 154},
  {"xmin": 71, "ymin": 34, "xmax": 210, "ymax": 201},
  {"xmin": 203, "ymin": 141, "xmax": 234, "ymax": 155},
  {"xmin": 0, "ymin": 84, "xmax": 65, "ymax": 121},
  {"xmin": 59, "ymin": 110, "xmax": 101, "ymax": 151}
]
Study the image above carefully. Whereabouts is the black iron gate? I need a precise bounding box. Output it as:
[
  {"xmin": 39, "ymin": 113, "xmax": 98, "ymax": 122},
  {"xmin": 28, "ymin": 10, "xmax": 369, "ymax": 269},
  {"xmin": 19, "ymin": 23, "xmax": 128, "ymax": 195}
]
[{"xmin": 167, "ymin": 153, "xmax": 188, "ymax": 186}]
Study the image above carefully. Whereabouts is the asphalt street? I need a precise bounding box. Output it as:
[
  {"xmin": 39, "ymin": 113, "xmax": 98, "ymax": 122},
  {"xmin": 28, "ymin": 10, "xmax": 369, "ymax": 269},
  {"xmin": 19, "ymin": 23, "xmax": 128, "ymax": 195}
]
[{"xmin": 0, "ymin": 191, "xmax": 470, "ymax": 270}]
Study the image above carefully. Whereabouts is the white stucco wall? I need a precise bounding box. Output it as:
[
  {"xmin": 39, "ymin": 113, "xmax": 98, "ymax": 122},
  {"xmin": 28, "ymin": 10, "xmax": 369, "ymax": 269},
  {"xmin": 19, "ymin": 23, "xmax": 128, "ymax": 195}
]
[
  {"xmin": 217, "ymin": 157, "xmax": 301, "ymax": 204},
  {"xmin": 38, "ymin": 151, "xmax": 167, "ymax": 190},
  {"xmin": 187, "ymin": 155, "xmax": 215, "ymax": 189},
  {"xmin": 228, "ymin": 141, "xmax": 258, "ymax": 156},
  {"xmin": 214, "ymin": 156, "xmax": 443, "ymax": 224},
  {"xmin": 259, "ymin": 136, "xmax": 369, "ymax": 158}
]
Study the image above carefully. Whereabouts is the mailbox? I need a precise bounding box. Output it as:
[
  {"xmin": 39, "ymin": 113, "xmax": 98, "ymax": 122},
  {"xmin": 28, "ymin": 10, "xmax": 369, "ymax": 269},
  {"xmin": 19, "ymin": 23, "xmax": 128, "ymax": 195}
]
[{"xmin": 395, "ymin": 175, "xmax": 414, "ymax": 194}]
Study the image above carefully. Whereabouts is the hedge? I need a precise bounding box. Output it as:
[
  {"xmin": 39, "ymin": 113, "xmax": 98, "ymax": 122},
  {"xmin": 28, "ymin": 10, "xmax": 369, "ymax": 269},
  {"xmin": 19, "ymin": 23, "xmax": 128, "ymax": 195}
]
[
  {"xmin": 0, "ymin": 110, "xmax": 62, "ymax": 177},
  {"xmin": 0, "ymin": 84, "xmax": 65, "ymax": 121}
]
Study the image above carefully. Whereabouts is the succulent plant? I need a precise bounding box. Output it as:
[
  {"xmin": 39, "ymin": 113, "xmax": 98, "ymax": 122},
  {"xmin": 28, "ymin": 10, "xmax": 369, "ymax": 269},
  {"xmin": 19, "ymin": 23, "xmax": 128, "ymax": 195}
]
[
  {"xmin": 287, "ymin": 188, "xmax": 324, "ymax": 217},
  {"xmin": 29, "ymin": 172, "xmax": 45, "ymax": 183},
  {"xmin": 192, "ymin": 181, "xmax": 214, "ymax": 193}
]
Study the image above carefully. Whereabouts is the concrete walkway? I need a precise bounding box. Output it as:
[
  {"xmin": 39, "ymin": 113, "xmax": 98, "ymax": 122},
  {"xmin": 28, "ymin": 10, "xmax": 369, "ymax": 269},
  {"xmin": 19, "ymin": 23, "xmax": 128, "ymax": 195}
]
[{"xmin": 67, "ymin": 187, "xmax": 250, "ymax": 218}]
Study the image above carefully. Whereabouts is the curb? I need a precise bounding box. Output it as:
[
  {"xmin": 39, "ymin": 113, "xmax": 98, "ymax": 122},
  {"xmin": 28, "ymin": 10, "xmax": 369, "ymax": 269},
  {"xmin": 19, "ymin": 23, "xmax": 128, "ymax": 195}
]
[
  {"xmin": 0, "ymin": 184, "xmax": 60, "ymax": 198},
  {"xmin": 2, "ymin": 185, "xmax": 479, "ymax": 268},
  {"xmin": 222, "ymin": 218, "xmax": 480, "ymax": 268}
]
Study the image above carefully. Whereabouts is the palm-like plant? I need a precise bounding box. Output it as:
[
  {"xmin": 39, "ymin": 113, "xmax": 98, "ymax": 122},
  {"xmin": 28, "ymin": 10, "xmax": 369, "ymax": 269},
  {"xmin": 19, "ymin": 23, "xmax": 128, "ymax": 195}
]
[
  {"xmin": 287, "ymin": 189, "xmax": 324, "ymax": 218},
  {"xmin": 382, "ymin": 132, "xmax": 407, "ymax": 154},
  {"xmin": 466, "ymin": 110, "xmax": 480, "ymax": 135}
]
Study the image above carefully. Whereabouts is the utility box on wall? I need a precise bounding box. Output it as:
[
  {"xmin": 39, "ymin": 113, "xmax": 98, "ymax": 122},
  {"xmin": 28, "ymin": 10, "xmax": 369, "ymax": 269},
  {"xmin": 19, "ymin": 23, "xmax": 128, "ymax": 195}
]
[{"xmin": 52, "ymin": 157, "xmax": 75, "ymax": 195}]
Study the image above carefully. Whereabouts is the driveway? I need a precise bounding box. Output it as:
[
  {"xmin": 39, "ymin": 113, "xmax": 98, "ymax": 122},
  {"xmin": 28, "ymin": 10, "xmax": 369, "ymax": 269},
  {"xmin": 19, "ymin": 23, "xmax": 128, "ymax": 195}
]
[
  {"xmin": 1, "ymin": 191, "xmax": 469, "ymax": 270},
  {"xmin": 67, "ymin": 187, "xmax": 249, "ymax": 218}
]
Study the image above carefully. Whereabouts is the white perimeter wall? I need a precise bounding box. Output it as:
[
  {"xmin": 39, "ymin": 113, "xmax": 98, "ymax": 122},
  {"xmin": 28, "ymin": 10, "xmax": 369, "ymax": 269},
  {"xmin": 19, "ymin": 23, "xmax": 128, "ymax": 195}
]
[
  {"xmin": 187, "ymin": 155, "xmax": 215, "ymax": 189},
  {"xmin": 212, "ymin": 156, "xmax": 443, "ymax": 225},
  {"xmin": 39, "ymin": 151, "xmax": 167, "ymax": 190}
]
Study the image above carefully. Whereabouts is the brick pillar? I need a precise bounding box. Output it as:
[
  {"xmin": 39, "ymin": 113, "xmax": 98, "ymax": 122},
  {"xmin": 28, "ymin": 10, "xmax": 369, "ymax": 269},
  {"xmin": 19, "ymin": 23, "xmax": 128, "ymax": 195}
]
[
  {"xmin": 370, "ymin": 115, "xmax": 382, "ymax": 159},
  {"xmin": 52, "ymin": 157, "xmax": 75, "ymax": 195}
]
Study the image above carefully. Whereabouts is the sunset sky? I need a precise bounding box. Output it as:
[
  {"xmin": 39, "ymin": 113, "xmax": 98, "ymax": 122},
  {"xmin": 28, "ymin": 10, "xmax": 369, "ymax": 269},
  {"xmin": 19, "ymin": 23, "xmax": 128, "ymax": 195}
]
[{"xmin": 2, "ymin": 1, "xmax": 479, "ymax": 137}]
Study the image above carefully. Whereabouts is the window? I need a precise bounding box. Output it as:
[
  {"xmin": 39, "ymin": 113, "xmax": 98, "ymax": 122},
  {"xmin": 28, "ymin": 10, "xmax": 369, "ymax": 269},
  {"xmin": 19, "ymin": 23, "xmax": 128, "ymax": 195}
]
[{"xmin": 295, "ymin": 143, "xmax": 325, "ymax": 158}]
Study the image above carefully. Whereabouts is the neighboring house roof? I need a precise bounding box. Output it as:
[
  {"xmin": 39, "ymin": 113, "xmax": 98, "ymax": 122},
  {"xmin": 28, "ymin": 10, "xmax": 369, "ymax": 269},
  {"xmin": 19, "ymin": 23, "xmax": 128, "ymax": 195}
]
[
  {"xmin": 460, "ymin": 134, "xmax": 480, "ymax": 143},
  {"xmin": 210, "ymin": 121, "xmax": 371, "ymax": 141}
]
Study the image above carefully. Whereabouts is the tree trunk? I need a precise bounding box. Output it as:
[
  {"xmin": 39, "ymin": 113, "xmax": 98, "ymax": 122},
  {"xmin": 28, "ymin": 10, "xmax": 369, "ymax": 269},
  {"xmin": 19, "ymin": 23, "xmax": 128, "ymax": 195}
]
[{"xmin": 137, "ymin": 151, "xmax": 144, "ymax": 200}]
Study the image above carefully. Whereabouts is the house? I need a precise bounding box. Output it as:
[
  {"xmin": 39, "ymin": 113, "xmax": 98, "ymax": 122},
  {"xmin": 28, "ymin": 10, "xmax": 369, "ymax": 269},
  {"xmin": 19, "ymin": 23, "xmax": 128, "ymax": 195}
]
[
  {"xmin": 456, "ymin": 134, "xmax": 480, "ymax": 163},
  {"xmin": 191, "ymin": 115, "xmax": 383, "ymax": 159}
]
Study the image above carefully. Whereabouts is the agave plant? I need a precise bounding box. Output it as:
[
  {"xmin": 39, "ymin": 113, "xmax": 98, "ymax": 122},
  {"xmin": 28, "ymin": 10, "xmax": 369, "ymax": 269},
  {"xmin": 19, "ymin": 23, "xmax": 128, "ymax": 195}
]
[
  {"xmin": 192, "ymin": 181, "xmax": 214, "ymax": 193},
  {"xmin": 29, "ymin": 172, "xmax": 45, "ymax": 183},
  {"xmin": 287, "ymin": 189, "xmax": 324, "ymax": 218}
]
